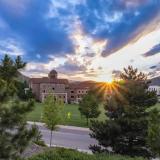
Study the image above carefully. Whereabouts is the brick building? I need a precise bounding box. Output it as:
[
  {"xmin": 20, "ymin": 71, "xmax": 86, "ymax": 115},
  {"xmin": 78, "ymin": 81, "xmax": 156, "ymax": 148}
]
[{"xmin": 29, "ymin": 70, "xmax": 95, "ymax": 103}]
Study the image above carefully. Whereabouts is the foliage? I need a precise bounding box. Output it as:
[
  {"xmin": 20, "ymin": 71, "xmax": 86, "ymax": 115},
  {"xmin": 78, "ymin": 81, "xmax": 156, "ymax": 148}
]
[
  {"xmin": 43, "ymin": 94, "xmax": 64, "ymax": 146},
  {"xmin": 0, "ymin": 54, "xmax": 26, "ymax": 82},
  {"xmin": 16, "ymin": 81, "xmax": 35, "ymax": 100},
  {"xmin": 32, "ymin": 125, "xmax": 46, "ymax": 147},
  {"xmin": 147, "ymin": 109, "xmax": 160, "ymax": 157},
  {"xmin": 79, "ymin": 92, "xmax": 100, "ymax": 125},
  {"xmin": 90, "ymin": 66, "xmax": 157, "ymax": 158},
  {"xmin": 0, "ymin": 55, "xmax": 36, "ymax": 159},
  {"xmin": 28, "ymin": 148, "xmax": 145, "ymax": 160}
]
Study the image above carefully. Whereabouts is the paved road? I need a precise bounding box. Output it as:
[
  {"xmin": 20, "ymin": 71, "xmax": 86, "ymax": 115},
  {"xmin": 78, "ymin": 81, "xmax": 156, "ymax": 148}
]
[{"xmin": 28, "ymin": 122, "xmax": 98, "ymax": 152}]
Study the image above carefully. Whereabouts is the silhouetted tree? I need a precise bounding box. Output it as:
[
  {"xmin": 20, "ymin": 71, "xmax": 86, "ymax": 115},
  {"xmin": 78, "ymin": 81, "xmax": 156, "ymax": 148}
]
[{"xmin": 90, "ymin": 66, "xmax": 157, "ymax": 158}]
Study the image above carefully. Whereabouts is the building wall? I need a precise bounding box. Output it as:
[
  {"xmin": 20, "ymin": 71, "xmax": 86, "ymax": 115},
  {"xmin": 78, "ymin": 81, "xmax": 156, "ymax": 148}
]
[
  {"xmin": 40, "ymin": 83, "xmax": 68, "ymax": 102},
  {"xmin": 41, "ymin": 92, "xmax": 67, "ymax": 103},
  {"xmin": 148, "ymin": 85, "xmax": 160, "ymax": 95},
  {"xmin": 67, "ymin": 88, "xmax": 89, "ymax": 104},
  {"xmin": 30, "ymin": 83, "xmax": 40, "ymax": 101},
  {"xmin": 29, "ymin": 73, "xmax": 92, "ymax": 103}
]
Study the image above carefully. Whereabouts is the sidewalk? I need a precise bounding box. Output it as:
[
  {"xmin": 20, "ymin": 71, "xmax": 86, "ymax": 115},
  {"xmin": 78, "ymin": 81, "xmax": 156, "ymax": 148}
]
[{"xmin": 27, "ymin": 121, "xmax": 90, "ymax": 131}]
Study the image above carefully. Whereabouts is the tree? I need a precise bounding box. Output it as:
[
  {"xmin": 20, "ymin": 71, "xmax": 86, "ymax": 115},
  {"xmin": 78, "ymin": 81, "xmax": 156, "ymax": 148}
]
[
  {"xmin": 16, "ymin": 81, "xmax": 35, "ymax": 100},
  {"xmin": 148, "ymin": 109, "xmax": 160, "ymax": 157},
  {"xmin": 0, "ymin": 54, "xmax": 26, "ymax": 83},
  {"xmin": 79, "ymin": 92, "xmax": 100, "ymax": 125},
  {"xmin": 43, "ymin": 93, "xmax": 64, "ymax": 147},
  {"xmin": 0, "ymin": 55, "xmax": 36, "ymax": 159},
  {"xmin": 90, "ymin": 66, "xmax": 157, "ymax": 158}
]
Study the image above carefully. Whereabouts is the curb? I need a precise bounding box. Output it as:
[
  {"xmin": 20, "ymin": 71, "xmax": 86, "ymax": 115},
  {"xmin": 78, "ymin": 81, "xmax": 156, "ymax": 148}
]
[
  {"xmin": 46, "ymin": 143, "xmax": 92, "ymax": 154},
  {"xmin": 27, "ymin": 121, "xmax": 90, "ymax": 131}
]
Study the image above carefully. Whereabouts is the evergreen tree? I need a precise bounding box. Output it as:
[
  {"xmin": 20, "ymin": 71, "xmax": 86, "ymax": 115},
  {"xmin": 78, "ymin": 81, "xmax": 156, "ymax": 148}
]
[
  {"xmin": 43, "ymin": 93, "xmax": 64, "ymax": 147},
  {"xmin": 16, "ymin": 81, "xmax": 35, "ymax": 100},
  {"xmin": 0, "ymin": 55, "xmax": 36, "ymax": 159},
  {"xmin": 90, "ymin": 66, "xmax": 157, "ymax": 157},
  {"xmin": 148, "ymin": 109, "xmax": 160, "ymax": 157},
  {"xmin": 0, "ymin": 54, "xmax": 26, "ymax": 83},
  {"xmin": 79, "ymin": 92, "xmax": 100, "ymax": 125}
]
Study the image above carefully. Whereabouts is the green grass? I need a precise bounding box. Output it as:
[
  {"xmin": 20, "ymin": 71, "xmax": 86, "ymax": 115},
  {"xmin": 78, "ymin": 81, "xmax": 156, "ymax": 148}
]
[
  {"xmin": 27, "ymin": 102, "xmax": 106, "ymax": 127},
  {"xmin": 27, "ymin": 102, "xmax": 160, "ymax": 127},
  {"xmin": 28, "ymin": 147, "xmax": 145, "ymax": 160}
]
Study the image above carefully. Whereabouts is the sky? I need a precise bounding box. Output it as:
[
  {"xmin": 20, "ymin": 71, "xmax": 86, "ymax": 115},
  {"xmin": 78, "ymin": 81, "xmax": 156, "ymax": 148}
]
[{"xmin": 0, "ymin": 0, "xmax": 160, "ymax": 82}]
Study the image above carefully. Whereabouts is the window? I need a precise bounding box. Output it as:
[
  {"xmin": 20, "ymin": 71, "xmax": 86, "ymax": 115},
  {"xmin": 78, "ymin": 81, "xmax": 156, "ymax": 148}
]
[
  {"xmin": 43, "ymin": 90, "xmax": 45, "ymax": 93},
  {"xmin": 52, "ymin": 87, "xmax": 55, "ymax": 90},
  {"xmin": 71, "ymin": 96, "xmax": 74, "ymax": 98},
  {"xmin": 71, "ymin": 90, "xmax": 74, "ymax": 93}
]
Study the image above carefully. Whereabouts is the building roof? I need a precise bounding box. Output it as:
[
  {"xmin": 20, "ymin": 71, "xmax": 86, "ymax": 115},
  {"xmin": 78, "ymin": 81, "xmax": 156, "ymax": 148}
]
[
  {"xmin": 30, "ymin": 77, "xmax": 69, "ymax": 84},
  {"xmin": 69, "ymin": 81, "xmax": 96, "ymax": 89},
  {"xmin": 49, "ymin": 69, "xmax": 57, "ymax": 75}
]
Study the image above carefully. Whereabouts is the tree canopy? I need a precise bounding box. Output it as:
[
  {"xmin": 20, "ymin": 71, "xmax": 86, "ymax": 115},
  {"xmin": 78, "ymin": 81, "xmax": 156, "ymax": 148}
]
[
  {"xmin": 43, "ymin": 93, "xmax": 64, "ymax": 146},
  {"xmin": 0, "ymin": 54, "xmax": 36, "ymax": 159},
  {"xmin": 79, "ymin": 92, "xmax": 100, "ymax": 125},
  {"xmin": 90, "ymin": 66, "xmax": 158, "ymax": 158}
]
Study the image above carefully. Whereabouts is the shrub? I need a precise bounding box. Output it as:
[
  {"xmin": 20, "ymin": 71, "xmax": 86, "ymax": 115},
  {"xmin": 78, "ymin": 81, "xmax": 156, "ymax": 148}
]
[{"xmin": 28, "ymin": 148, "xmax": 145, "ymax": 160}]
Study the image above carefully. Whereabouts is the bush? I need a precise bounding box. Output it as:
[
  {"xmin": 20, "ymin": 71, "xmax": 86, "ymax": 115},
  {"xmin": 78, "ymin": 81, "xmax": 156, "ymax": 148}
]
[{"xmin": 28, "ymin": 148, "xmax": 145, "ymax": 160}]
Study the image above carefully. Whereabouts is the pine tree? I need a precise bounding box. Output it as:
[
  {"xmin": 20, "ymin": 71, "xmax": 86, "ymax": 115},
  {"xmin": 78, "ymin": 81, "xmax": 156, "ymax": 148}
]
[
  {"xmin": 79, "ymin": 92, "xmax": 100, "ymax": 125},
  {"xmin": 148, "ymin": 109, "xmax": 160, "ymax": 157},
  {"xmin": 90, "ymin": 66, "xmax": 157, "ymax": 157},
  {"xmin": 0, "ymin": 55, "xmax": 36, "ymax": 159}
]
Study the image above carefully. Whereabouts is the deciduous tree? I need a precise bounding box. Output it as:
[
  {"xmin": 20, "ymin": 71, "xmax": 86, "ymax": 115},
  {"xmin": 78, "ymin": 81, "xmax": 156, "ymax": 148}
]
[{"xmin": 43, "ymin": 94, "xmax": 64, "ymax": 147}]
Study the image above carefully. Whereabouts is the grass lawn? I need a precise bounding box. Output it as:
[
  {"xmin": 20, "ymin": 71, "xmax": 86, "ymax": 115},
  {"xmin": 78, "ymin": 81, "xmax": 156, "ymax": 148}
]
[
  {"xmin": 27, "ymin": 102, "xmax": 106, "ymax": 127},
  {"xmin": 27, "ymin": 101, "xmax": 160, "ymax": 127}
]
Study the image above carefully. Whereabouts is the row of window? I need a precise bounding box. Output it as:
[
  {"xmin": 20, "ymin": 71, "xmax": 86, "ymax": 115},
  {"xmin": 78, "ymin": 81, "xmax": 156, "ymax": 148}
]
[
  {"xmin": 71, "ymin": 90, "xmax": 88, "ymax": 94},
  {"xmin": 70, "ymin": 95, "xmax": 83, "ymax": 99}
]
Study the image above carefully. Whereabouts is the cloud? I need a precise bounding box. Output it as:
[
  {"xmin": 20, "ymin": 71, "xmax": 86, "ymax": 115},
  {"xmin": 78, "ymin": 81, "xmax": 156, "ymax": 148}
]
[
  {"xmin": 143, "ymin": 44, "xmax": 160, "ymax": 57},
  {"xmin": 56, "ymin": 62, "xmax": 86, "ymax": 74},
  {"xmin": 0, "ymin": 0, "xmax": 159, "ymax": 61},
  {"xmin": 0, "ymin": 39, "xmax": 25, "ymax": 56},
  {"xmin": 0, "ymin": 0, "xmax": 160, "ymax": 80},
  {"xmin": 0, "ymin": 0, "xmax": 74, "ymax": 61},
  {"xmin": 112, "ymin": 70, "xmax": 121, "ymax": 79},
  {"xmin": 76, "ymin": 0, "xmax": 160, "ymax": 56},
  {"xmin": 150, "ymin": 65, "xmax": 157, "ymax": 69}
]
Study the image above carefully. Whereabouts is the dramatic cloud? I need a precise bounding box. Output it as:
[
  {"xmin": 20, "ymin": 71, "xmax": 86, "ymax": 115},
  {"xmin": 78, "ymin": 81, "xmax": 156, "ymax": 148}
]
[
  {"xmin": 0, "ymin": 0, "xmax": 160, "ymax": 81},
  {"xmin": 112, "ymin": 70, "xmax": 121, "ymax": 79},
  {"xmin": 76, "ymin": 0, "xmax": 160, "ymax": 56},
  {"xmin": 150, "ymin": 65, "xmax": 157, "ymax": 69},
  {"xmin": 0, "ymin": 0, "xmax": 73, "ymax": 61},
  {"xmin": 143, "ymin": 44, "xmax": 160, "ymax": 57}
]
